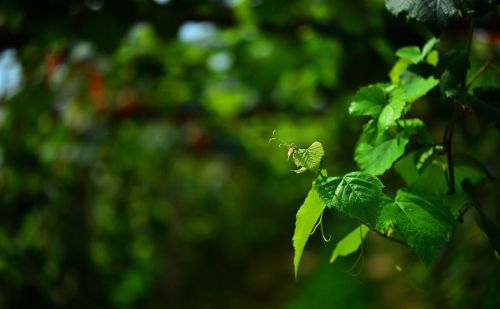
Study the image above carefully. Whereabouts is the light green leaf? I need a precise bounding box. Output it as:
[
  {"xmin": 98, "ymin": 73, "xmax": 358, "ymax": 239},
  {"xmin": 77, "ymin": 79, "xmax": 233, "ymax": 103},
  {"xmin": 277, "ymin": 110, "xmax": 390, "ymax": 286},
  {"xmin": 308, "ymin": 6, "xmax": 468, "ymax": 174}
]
[
  {"xmin": 315, "ymin": 172, "xmax": 385, "ymax": 227},
  {"xmin": 395, "ymin": 38, "xmax": 439, "ymax": 64},
  {"xmin": 293, "ymin": 188, "xmax": 326, "ymax": 279},
  {"xmin": 387, "ymin": 189, "xmax": 455, "ymax": 265},
  {"xmin": 396, "ymin": 46, "xmax": 421, "ymax": 64},
  {"xmin": 390, "ymin": 58, "xmax": 411, "ymax": 84},
  {"xmin": 349, "ymin": 85, "xmax": 386, "ymax": 117},
  {"xmin": 330, "ymin": 225, "xmax": 370, "ymax": 263},
  {"xmin": 426, "ymin": 50, "xmax": 439, "ymax": 66},
  {"xmin": 421, "ymin": 37, "xmax": 439, "ymax": 58},
  {"xmin": 378, "ymin": 87, "xmax": 406, "ymax": 131},
  {"xmin": 292, "ymin": 141, "xmax": 325, "ymax": 173},
  {"xmin": 414, "ymin": 145, "xmax": 443, "ymax": 173},
  {"xmin": 401, "ymin": 76, "xmax": 439, "ymax": 103}
]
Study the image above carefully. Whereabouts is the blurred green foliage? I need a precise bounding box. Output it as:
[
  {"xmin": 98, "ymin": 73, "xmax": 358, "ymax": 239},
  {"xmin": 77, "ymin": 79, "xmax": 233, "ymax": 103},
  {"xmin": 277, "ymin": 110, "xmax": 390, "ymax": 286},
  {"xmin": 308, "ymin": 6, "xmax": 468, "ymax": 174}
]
[{"xmin": 0, "ymin": 0, "xmax": 499, "ymax": 308}]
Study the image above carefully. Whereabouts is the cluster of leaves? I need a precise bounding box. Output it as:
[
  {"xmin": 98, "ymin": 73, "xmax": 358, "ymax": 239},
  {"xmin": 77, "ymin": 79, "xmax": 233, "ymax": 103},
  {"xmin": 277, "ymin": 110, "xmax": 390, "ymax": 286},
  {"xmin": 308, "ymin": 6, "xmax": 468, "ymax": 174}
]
[{"xmin": 288, "ymin": 0, "xmax": 500, "ymax": 278}]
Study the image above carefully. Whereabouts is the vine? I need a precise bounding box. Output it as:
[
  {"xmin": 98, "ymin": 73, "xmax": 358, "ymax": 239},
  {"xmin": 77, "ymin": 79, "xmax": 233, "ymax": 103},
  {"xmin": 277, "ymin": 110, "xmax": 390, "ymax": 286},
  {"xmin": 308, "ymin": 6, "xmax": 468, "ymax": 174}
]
[{"xmin": 275, "ymin": 0, "xmax": 500, "ymax": 278}]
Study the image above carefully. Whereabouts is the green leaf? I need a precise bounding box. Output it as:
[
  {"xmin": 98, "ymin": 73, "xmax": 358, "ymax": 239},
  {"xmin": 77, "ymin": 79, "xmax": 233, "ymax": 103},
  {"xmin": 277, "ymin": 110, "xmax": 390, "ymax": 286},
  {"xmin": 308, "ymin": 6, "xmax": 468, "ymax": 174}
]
[
  {"xmin": 292, "ymin": 141, "xmax": 325, "ymax": 173},
  {"xmin": 414, "ymin": 145, "xmax": 443, "ymax": 173},
  {"xmin": 293, "ymin": 188, "xmax": 326, "ymax": 278},
  {"xmin": 421, "ymin": 37, "xmax": 439, "ymax": 58},
  {"xmin": 376, "ymin": 202, "xmax": 400, "ymax": 233},
  {"xmin": 385, "ymin": 0, "xmax": 460, "ymax": 35},
  {"xmin": 315, "ymin": 172, "xmax": 385, "ymax": 227},
  {"xmin": 355, "ymin": 118, "xmax": 424, "ymax": 176},
  {"xmin": 378, "ymin": 87, "xmax": 406, "ymax": 131},
  {"xmin": 386, "ymin": 0, "xmax": 498, "ymax": 34},
  {"xmin": 391, "ymin": 38, "xmax": 439, "ymax": 83},
  {"xmin": 426, "ymin": 50, "xmax": 439, "ymax": 66},
  {"xmin": 390, "ymin": 58, "xmax": 411, "ymax": 84},
  {"xmin": 395, "ymin": 153, "xmax": 485, "ymax": 216},
  {"xmin": 401, "ymin": 76, "xmax": 439, "ymax": 103},
  {"xmin": 396, "ymin": 46, "xmax": 421, "ymax": 64},
  {"xmin": 330, "ymin": 225, "xmax": 370, "ymax": 263},
  {"xmin": 355, "ymin": 134, "xmax": 410, "ymax": 176},
  {"xmin": 349, "ymin": 85, "xmax": 386, "ymax": 117},
  {"xmin": 388, "ymin": 189, "xmax": 455, "ymax": 265},
  {"xmin": 395, "ymin": 38, "xmax": 438, "ymax": 64}
]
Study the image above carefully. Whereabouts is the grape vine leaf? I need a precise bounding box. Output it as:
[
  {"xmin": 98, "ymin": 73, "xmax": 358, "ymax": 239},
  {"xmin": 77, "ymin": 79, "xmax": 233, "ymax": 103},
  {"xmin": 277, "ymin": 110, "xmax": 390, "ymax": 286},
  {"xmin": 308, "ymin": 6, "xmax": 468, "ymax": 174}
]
[
  {"xmin": 293, "ymin": 188, "xmax": 326, "ymax": 278},
  {"xmin": 395, "ymin": 153, "xmax": 485, "ymax": 216},
  {"xmin": 291, "ymin": 141, "xmax": 325, "ymax": 173},
  {"xmin": 396, "ymin": 38, "xmax": 439, "ymax": 64},
  {"xmin": 330, "ymin": 225, "xmax": 370, "ymax": 263},
  {"xmin": 378, "ymin": 87, "xmax": 406, "ymax": 131},
  {"xmin": 386, "ymin": 0, "xmax": 499, "ymax": 35},
  {"xmin": 349, "ymin": 85, "xmax": 387, "ymax": 117},
  {"xmin": 354, "ymin": 119, "xmax": 425, "ymax": 176},
  {"xmin": 386, "ymin": 0, "xmax": 459, "ymax": 35},
  {"xmin": 381, "ymin": 189, "xmax": 455, "ymax": 265},
  {"xmin": 355, "ymin": 134, "xmax": 410, "ymax": 176},
  {"xmin": 315, "ymin": 172, "xmax": 385, "ymax": 228},
  {"xmin": 396, "ymin": 46, "xmax": 421, "ymax": 64},
  {"xmin": 401, "ymin": 76, "xmax": 439, "ymax": 103}
]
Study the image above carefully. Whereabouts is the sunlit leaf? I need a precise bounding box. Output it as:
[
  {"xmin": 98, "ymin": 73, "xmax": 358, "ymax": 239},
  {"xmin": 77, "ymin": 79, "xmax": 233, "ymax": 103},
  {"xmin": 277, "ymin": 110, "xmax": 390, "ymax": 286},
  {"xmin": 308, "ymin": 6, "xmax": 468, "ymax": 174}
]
[
  {"xmin": 293, "ymin": 188, "xmax": 326, "ymax": 278},
  {"xmin": 292, "ymin": 141, "xmax": 325, "ymax": 173},
  {"xmin": 330, "ymin": 224, "xmax": 370, "ymax": 263},
  {"xmin": 349, "ymin": 85, "xmax": 387, "ymax": 117}
]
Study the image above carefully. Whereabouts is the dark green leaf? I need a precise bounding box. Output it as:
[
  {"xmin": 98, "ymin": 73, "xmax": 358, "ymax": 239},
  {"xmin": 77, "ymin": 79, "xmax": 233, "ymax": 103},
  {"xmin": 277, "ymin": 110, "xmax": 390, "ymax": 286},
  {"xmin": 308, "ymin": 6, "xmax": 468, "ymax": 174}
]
[
  {"xmin": 388, "ymin": 189, "xmax": 455, "ymax": 265},
  {"xmin": 395, "ymin": 152, "xmax": 485, "ymax": 216},
  {"xmin": 385, "ymin": 0, "xmax": 459, "ymax": 35},
  {"xmin": 315, "ymin": 172, "xmax": 385, "ymax": 227}
]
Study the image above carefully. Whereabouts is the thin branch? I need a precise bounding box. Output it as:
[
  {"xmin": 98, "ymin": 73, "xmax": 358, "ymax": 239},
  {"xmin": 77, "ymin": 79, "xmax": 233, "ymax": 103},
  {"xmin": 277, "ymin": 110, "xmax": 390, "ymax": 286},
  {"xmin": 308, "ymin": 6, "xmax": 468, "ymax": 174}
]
[{"xmin": 466, "ymin": 61, "xmax": 490, "ymax": 89}]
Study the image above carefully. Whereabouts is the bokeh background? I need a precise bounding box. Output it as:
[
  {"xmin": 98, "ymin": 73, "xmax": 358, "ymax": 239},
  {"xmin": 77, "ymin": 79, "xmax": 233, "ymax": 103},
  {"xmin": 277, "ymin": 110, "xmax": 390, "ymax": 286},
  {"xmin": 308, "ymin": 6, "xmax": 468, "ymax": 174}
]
[{"xmin": 1, "ymin": 0, "xmax": 499, "ymax": 308}]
